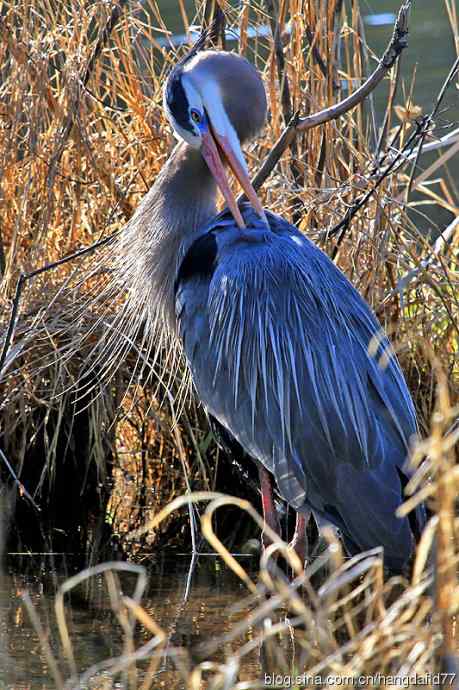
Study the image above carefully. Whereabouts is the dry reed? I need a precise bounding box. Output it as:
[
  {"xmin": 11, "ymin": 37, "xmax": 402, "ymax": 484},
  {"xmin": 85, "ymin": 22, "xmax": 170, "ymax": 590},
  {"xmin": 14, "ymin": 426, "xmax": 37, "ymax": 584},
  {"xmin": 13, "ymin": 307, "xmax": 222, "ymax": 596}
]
[{"xmin": 0, "ymin": 0, "xmax": 458, "ymax": 684}]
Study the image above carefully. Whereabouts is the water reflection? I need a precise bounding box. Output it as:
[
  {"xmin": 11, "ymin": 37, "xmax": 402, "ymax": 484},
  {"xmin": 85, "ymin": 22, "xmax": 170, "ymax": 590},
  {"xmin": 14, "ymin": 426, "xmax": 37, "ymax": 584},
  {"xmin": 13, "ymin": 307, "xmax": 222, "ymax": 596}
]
[{"xmin": 0, "ymin": 555, "xmax": 261, "ymax": 688}]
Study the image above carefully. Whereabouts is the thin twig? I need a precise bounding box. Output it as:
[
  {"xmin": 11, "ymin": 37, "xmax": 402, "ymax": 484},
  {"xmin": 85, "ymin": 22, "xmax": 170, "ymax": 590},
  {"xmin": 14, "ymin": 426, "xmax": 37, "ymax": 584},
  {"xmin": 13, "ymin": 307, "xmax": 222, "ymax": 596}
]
[
  {"xmin": 43, "ymin": 0, "xmax": 130, "ymax": 219},
  {"xmin": 0, "ymin": 448, "xmax": 41, "ymax": 512},
  {"xmin": 0, "ymin": 232, "xmax": 119, "ymax": 377},
  {"xmin": 265, "ymin": 0, "xmax": 293, "ymax": 124},
  {"xmin": 304, "ymin": 25, "xmax": 333, "ymax": 83},
  {"xmin": 324, "ymin": 117, "xmax": 427, "ymax": 257},
  {"xmin": 251, "ymin": 0, "xmax": 412, "ymax": 192},
  {"xmin": 406, "ymin": 54, "xmax": 459, "ymax": 198},
  {"xmin": 264, "ymin": 0, "xmax": 303, "ymax": 217},
  {"xmin": 81, "ymin": 0, "xmax": 130, "ymax": 90},
  {"xmin": 405, "ymin": 126, "xmax": 459, "ymax": 160},
  {"xmin": 0, "ymin": 222, "xmax": 5, "ymax": 277},
  {"xmin": 21, "ymin": 592, "xmax": 64, "ymax": 689},
  {"xmin": 383, "ymin": 216, "xmax": 459, "ymax": 304},
  {"xmin": 168, "ymin": 394, "xmax": 199, "ymax": 557}
]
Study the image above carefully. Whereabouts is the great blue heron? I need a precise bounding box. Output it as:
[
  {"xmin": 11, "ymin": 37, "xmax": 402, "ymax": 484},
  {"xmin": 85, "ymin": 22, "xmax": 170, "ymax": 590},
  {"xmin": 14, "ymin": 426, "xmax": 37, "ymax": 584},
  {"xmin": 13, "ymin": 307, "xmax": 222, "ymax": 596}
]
[{"xmin": 120, "ymin": 47, "xmax": 426, "ymax": 573}]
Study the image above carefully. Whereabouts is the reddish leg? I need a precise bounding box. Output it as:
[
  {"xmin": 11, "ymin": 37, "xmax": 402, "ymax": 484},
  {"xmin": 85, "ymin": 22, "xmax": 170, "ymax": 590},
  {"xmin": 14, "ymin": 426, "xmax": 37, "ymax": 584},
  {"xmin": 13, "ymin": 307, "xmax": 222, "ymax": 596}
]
[
  {"xmin": 258, "ymin": 465, "xmax": 281, "ymax": 550},
  {"xmin": 289, "ymin": 510, "xmax": 311, "ymax": 565}
]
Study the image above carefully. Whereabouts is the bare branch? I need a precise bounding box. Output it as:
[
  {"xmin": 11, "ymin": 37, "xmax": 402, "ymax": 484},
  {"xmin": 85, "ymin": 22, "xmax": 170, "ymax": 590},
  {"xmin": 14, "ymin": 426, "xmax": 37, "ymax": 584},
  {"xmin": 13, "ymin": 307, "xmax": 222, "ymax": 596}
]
[
  {"xmin": 249, "ymin": 120, "xmax": 298, "ymax": 192},
  {"xmin": 251, "ymin": 0, "xmax": 412, "ymax": 192},
  {"xmin": 299, "ymin": 2, "xmax": 410, "ymax": 132},
  {"xmin": 325, "ymin": 48, "xmax": 459, "ymax": 253}
]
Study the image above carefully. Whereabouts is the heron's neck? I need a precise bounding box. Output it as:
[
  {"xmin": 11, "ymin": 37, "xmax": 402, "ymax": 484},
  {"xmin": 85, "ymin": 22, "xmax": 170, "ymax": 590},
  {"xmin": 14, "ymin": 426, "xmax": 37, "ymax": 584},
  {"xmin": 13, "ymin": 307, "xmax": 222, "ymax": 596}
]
[{"xmin": 119, "ymin": 142, "xmax": 217, "ymax": 331}]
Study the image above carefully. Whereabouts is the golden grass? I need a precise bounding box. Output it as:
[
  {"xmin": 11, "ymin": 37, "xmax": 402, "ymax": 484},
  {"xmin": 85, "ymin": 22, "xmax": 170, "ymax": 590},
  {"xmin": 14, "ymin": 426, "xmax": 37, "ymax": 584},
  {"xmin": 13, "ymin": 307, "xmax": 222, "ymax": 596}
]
[
  {"xmin": 0, "ymin": 0, "xmax": 458, "ymax": 684},
  {"xmin": 19, "ymin": 467, "xmax": 457, "ymax": 688}
]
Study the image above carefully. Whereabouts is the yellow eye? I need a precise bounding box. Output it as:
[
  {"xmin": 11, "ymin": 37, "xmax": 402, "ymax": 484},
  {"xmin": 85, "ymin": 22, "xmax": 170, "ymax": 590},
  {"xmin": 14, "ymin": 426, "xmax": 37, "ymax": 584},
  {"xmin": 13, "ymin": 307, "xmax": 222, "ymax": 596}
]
[{"xmin": 190, "ymin": 109, "xmax": 201, "ymax": 124}]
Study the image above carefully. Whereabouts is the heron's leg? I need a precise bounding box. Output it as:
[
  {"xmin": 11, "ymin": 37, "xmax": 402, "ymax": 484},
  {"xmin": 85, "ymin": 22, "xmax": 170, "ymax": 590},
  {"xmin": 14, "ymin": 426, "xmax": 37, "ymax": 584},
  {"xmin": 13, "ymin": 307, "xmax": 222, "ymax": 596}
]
[
  {"xmin": 289, "ymin": 510, "xmax": 311, "ymax": 565},
  {"xmin": 258, "ymin": 465, "xmax": 281, "ymax": 550}
]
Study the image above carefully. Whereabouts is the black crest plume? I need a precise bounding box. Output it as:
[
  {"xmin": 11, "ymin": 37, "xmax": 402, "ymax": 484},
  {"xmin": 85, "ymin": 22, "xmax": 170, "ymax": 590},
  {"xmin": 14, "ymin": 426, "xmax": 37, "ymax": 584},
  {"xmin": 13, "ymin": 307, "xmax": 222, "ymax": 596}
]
[{"xmin": 177, "ymin": 3, "xmax": 226, "ymax": 68}]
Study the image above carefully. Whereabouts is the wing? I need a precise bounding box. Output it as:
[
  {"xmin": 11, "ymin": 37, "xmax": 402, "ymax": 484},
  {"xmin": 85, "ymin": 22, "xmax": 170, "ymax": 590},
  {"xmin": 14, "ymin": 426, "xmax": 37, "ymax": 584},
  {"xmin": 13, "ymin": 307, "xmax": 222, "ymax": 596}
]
[{"xmin": 175, "ymin": 206, "xmax": 425, "ymax": 570}]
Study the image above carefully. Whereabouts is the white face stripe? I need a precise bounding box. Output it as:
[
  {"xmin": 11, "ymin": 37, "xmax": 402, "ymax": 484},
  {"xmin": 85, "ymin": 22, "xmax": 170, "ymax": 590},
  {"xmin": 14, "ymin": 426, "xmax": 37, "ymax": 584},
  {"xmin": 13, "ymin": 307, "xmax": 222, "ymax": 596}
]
[
  {"xmin": 171, "ymin": 121, "xmax": 200, "ymax": 147},
  {"xmin": 199, "ymin": 80, "xmax": 248, "ymax": 174},
  {"xmin": 163, "ymin": 73, "xmax": 203, "ymax": 149},
  {"xmin": 181, "ymin": 76, "xmax": 202, "ymax": 118}
]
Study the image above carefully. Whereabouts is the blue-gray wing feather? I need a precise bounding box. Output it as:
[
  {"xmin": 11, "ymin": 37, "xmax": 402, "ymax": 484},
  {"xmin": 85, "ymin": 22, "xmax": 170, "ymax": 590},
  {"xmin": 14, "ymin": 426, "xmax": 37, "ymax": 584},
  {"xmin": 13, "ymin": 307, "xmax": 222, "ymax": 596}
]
[{"xmin": 175, "ymin": 206, "xmax": 425, "ymax": 570}]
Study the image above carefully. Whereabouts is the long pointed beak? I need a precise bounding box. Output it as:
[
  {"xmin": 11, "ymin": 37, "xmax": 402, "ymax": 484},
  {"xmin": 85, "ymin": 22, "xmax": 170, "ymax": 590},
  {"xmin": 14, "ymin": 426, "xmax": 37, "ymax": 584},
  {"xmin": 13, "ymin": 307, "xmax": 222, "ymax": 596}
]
[
  {"xmin": 212, "ymin": 132, "xmax": 268, "ymax": 226},
  {"xmin": 201, "ymin": 129, "xmax": 246, "ymax": 229},
  {"xmin": 200, "ymin": 129, "xmax": 267, "ymax": 230}
]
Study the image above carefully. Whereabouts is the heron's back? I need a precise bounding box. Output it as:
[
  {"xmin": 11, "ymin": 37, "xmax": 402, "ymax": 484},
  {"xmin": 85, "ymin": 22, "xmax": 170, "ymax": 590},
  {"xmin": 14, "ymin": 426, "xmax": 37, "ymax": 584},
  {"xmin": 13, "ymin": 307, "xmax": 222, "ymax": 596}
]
[{"xmin": 174, "ymin": 205, "xmax": 425, "ymax": 571}]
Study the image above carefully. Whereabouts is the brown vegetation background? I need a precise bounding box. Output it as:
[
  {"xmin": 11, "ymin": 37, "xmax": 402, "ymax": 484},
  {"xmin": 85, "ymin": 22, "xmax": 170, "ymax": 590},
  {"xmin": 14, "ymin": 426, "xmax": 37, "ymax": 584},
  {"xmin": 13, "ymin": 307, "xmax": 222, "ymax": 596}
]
[
  {"xmin": 0, "ymin": 0, "xmax": 457, "ymax": 583},
  {"xmin": 0, "ymin": 0, "xmax": 458, "ymax": 686}
]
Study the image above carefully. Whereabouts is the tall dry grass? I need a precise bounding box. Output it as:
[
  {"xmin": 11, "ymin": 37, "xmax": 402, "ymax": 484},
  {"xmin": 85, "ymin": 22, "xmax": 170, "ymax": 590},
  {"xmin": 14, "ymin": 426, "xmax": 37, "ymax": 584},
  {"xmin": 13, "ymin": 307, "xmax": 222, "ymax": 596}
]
[
  {"xmin": 16, "ymin": 456, "xmax": 458, "ymax": 689},
  {"xmin": 0, "ymin": 0, "xmax": 457, "ymax": 683},
  {"xmin": 0, "ymin": 0, "xmax": 457, "ymax": 686},
  {"xmin": 2, "ymin": 0, "xmax": 456, "ymax": 547},
  {"xmin": 0, "ymin": 0, "xmax": 457, "ymax": 535}
]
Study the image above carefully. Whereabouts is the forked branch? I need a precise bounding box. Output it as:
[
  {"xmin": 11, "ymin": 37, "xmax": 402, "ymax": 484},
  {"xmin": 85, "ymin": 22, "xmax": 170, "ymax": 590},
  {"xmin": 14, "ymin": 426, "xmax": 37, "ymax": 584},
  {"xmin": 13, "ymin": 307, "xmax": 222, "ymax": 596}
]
[{"xmin": 251, "ymin": 0, "xmax": 412, "ymax": 192}]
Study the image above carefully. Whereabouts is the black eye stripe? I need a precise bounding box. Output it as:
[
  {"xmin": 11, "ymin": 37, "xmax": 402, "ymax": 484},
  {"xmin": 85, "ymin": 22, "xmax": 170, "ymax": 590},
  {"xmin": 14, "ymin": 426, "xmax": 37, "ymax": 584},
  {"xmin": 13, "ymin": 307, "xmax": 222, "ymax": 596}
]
[{"xmin": 165, "ymin": 72, "xmax": 194, "ymax": 134}]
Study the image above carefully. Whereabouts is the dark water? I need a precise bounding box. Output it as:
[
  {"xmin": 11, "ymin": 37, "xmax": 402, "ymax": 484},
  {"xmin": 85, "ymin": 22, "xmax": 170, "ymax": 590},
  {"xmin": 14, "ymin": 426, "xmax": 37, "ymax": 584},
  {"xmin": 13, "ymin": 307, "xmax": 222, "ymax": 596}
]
[
  {"xmin": 366, "ymin": 0, "xmax": 459, "ymax": 233},
  {"xmin": 0, "ymin": 555, "xmax": 260, "ymax": 688}
]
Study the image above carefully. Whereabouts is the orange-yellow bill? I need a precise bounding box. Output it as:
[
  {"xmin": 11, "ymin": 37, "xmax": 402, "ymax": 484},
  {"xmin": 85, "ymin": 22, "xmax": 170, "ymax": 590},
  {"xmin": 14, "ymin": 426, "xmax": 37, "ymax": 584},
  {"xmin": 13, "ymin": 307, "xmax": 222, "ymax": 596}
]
[
  {"xmin": 200, "ymin": 129, "xmax": 267, "ymax": 230},
  {"xmin": 213, "ymin": 133, "xmax": 268, "ymax": 226},
  {"xmin": 200, "ymin": 130, "xmax": 246, "ymax": 229}
]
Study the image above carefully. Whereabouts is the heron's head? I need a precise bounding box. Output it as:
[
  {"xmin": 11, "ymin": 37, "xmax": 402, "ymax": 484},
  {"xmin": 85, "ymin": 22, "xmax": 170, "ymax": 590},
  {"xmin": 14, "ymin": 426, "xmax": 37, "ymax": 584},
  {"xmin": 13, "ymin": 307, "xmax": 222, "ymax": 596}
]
[{"xmin": 163, "ymin": 50, "xmax": 267, "ymax": 227}]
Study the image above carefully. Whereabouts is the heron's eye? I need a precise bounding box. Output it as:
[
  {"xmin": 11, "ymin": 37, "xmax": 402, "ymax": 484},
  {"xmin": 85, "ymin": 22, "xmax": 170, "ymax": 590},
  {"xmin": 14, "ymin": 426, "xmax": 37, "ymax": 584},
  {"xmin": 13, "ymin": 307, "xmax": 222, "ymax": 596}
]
[{"xmin": 190, "ymin": 109, "xmax": 202, "ymax": 124}]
